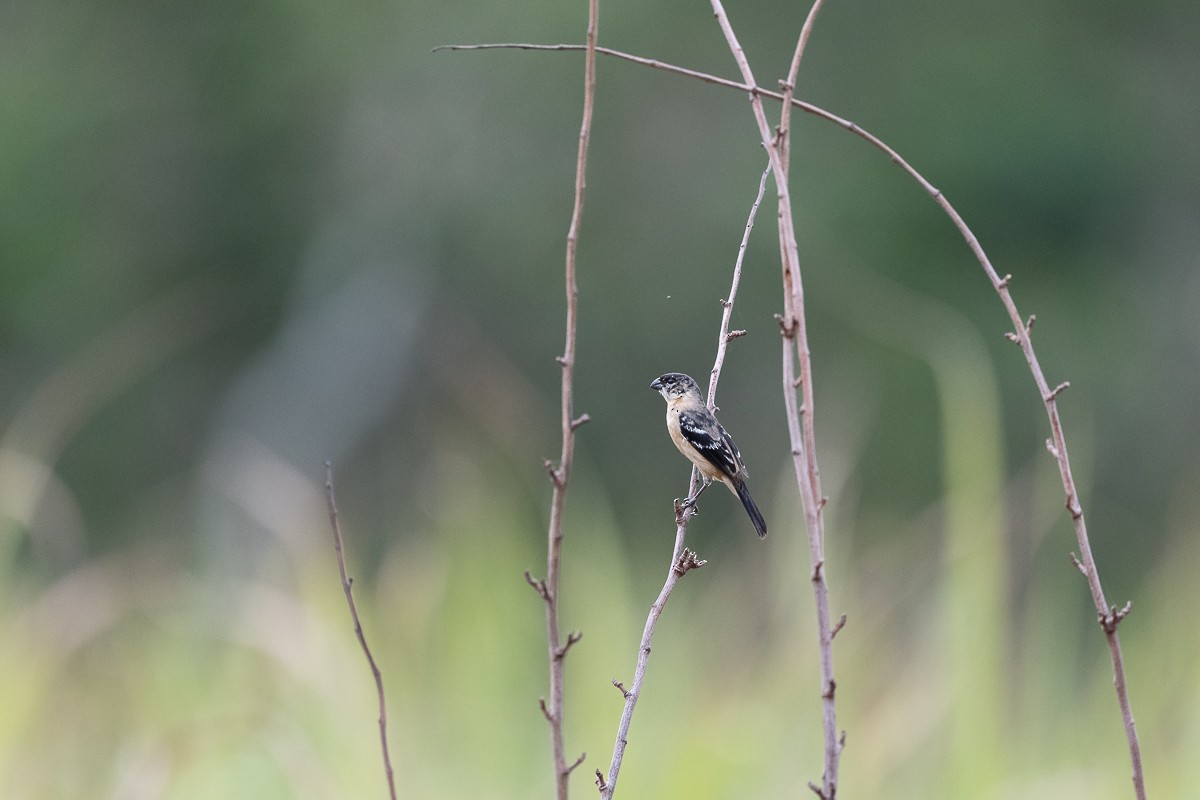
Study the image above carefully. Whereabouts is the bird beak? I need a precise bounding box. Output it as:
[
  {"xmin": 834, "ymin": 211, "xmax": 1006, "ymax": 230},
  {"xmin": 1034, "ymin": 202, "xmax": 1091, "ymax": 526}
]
[{"xmin": 650, "ymin": 378, "xmax": 663, "ymax": 391}]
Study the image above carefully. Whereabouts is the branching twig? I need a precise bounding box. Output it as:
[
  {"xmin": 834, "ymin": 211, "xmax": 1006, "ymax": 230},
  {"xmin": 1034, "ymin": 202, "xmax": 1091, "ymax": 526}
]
[
  {"xmin": 324, "ymin": 462, "xmax": 397, "ymax": 800},
  {"xmin": 707, "ymin": 1, "xmax": 843, "ymax": 795},
  {"xmin": 527, "ymin": 1, "xmax": 599, "ymax": 798},
  {"xmin": 598, "ymin": 166, "xmax": 770, "ymax": 800}
]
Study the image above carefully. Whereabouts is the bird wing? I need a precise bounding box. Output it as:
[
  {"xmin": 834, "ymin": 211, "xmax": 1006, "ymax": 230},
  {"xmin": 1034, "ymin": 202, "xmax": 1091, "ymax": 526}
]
[{"xmin": 678, "ymin": 409, "xmax": 744, "ymax": 480}]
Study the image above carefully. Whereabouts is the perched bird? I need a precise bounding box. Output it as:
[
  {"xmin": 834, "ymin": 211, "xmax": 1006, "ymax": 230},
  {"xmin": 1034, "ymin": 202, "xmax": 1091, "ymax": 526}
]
[{"xmin": 650, "ymin": 372, "xmax": 767, "ymax": 538}]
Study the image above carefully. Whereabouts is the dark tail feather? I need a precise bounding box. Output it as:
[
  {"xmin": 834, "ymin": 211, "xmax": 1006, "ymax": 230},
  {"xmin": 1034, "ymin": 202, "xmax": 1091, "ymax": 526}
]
[{"xmin": 735, "ymin": 480, "xmax": 767, "ymax": 538}]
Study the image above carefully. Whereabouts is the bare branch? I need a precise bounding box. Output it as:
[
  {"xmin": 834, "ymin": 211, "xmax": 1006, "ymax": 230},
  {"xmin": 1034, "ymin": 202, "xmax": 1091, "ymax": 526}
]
[
  {"xmin": 703, "ymin": 2, "xmax": 846, "ymax": 792},
  {"xmin": 705, "ymin": 1, "xmax": 840, "ymax": 796},
  {"xmin": 536, "ymin": 2, "xmax": 599, "ymax": 797},
  {"xmin": 708, "ymin": 164, "xmax": 770, "ymax": 405},
  {"xmin": 324, "ymin": 462, "xmax": 398, "ymax": 800},
  {"xmin": 599, "ymin": 153, "xmax": 771, "ymax": 800}
]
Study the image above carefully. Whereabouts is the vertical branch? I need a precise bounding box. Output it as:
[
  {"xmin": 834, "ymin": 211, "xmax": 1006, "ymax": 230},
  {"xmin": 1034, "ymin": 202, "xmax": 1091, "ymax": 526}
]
[
  {"xmin": 324, "ymin": 462, "xmax": 398, "ymax": 800},
  {"xmin": 534, "ymin": 1, "xmax": 599, "ymax": 797},
  {"xmin": 776, "ymin": 0, "xmax": 826, "ymax": 174},
  {"xmin": 707, "ymin": 1, "xmax": 842, "ymax": 796},
  {"xmin": 707, "ymin": 164, "xmax": 770, "ymax": 404},
  {"xmin": 598, "ymin": 167, "xmax": 770, "ymax": 800}
]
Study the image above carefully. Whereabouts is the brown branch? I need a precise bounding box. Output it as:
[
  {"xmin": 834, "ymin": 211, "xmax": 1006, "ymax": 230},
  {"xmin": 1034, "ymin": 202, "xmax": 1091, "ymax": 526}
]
[
  {"xmin": 534, "ymin": 2, "xmax": 599, "ymax": 797},
  {"xmin": 324, "ymin": 462, "xmax": 397, "ymax": 800},
  {"xmin": 599, "ymin": 163, "xmax": 770, "ymax": 800},
  {"xmin": 707, "ymin": 1, "xmax": 843, "ymax": 794}
]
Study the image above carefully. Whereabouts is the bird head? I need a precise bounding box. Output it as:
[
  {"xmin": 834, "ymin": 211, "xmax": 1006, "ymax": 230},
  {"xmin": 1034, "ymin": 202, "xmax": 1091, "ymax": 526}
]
[{"xmin": 650, "ymin": 372, "xmax": 700, "ymax": 401}]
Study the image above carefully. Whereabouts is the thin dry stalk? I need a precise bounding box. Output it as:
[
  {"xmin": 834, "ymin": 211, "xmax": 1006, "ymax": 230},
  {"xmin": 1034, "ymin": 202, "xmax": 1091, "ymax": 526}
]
[
  {"xmin": 707, "ymin": 1, "xmax": 842, "ymax": 795},
  {"xmin": 598, "ymin": 167, "xmax": 770, "ymax": 800},
  {"xmin": 323, "ymin": 462, "xmax": 398, "ymax": 800},
  {"xmin": 528, "ymin": 1, "xmax": 599, "ymax": 797}
]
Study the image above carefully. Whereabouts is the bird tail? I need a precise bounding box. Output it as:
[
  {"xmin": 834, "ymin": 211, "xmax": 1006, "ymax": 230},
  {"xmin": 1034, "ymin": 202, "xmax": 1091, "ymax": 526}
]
[{"xmin": 735, "ymin": 480, "xmax": 767, "ymax": 538}]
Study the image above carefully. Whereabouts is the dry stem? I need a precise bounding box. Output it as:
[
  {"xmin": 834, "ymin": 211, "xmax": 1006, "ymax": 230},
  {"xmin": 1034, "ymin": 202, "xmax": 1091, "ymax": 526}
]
[
  {"xmin": 530, "ymin": 1, "xmax": 599, "ymax": 797},
  {"xmin": 707, "ymin": 1, "xmax": 843, "ymax": 794},
  {"xmin": 324, "ymin": 462, "xmax": 397, "ymax": 800},
  {"xmin": 598, "ymin": 166, "xmax": 770, "ymax": 800}
]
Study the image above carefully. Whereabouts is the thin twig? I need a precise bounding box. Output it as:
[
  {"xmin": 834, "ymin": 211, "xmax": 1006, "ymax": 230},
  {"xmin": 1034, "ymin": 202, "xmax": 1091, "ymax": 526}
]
[
  {"xmin": 324, "ymin": 462, "xmax": 397, "ymax": 800},
  {"xmin": 776, "ymin": 0, "xmax": 826, "ymax": 173},
  {"xmin": 443, "ymin": 37, "xmax": 1147, "ymax": 800},
  {"xmin": 708, "ymin": 164, "xmax": 770, "ymax": 405},
  {"xmin": 529, "ymin": 1, "xmax": 599, "ymax": 798},
  {"xmin": 599, "ymin": 167, "xmax": 770, "ymax": 800}
]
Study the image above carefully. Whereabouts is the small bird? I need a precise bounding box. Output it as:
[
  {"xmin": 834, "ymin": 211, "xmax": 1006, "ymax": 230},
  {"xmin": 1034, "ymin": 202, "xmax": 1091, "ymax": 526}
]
[{"xmin": 650, "ymin": 372, "xmax": 767, "ymax": 538}]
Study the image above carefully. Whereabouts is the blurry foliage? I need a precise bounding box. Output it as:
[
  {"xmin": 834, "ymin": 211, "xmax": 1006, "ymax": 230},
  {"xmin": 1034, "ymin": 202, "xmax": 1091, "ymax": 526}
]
[{"xmin": 1, "ymin": 0, "xmax": 1198, "ymax": 796}]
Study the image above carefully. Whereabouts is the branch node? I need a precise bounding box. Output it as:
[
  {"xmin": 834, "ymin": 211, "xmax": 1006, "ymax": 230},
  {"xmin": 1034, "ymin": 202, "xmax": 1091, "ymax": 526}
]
[
  {"xmin": 774, "ymin": 313, "xmax": 796, "ymax": 336},
  {"xmin": 720, "ymin": 297, "xmax": 733, "ymax": 308},
  {"xmin": 823, "ymin": 678, "xmax": 837, "ymax": 699},
  {"xmin": 807, "ymin": 781, "xmax": 832, "ymax": 800},
  {"xmin": 556, "ymin": 631, "xmax": 583, "ymax": 658},
  {"xmin": 1025, "ymin": 314, "xmax": 1037, "ymax": 332},
  {"xmin": 566, "ymin": 752, "xmax": 587, "ymax": 774},
  {"xmin": 612, "ymin": 678, "xmax": 631, "ymax": 698},
  {"xmin": 811, "ymin": 558, "xmax": 825, "ymax": 582},
  {"xmin": 1045, "ymin": 438, "xmax": 1060, "ymax": 459},
  {"xmin": 570, "ymin": 413, "xmax": 592, "ymax": 430},
  {"xmin": 524, "ymin": 570, "xmax": 551, "ymax": 601},
  {"xmin": 1066, "ymin": 497, "xmax": 1083, "ymax": 520},
  {"xmin": 595, "ymin": 770, "xmax": 608, "ymax": 792},
  {"xmin": 555, "ymin": 354, "xmax": 569, "ymax": 366},
  {"xmin": 673, "ymin": 547, "xmax": 708, "ymax": 575},
  {"xmin": 1004, "ymin": 331, "xmax": 1021, "ymax": 343},
  {"xmin": 830, "ymin": 613, "xmax": 847, "ymax": 639},
  {"xmin": 997, "ymin": 273, "xmax": 1012, "ymax": 289},
  {"xmin": 543, "ymin": 458, "xmax": 565, "ymax": 488},
  {"xmin": 1100, "ymin": 601, "xmax": 1133, "ymax": 634},
  {"xmin": 674, "ymin": 496, "xmax": 701, "ymax": 524},
  {"xmin": 725, "ymin": 329, "xmax": 747, "ymax": 341},
  {"xmin": 1045, "ymin": 381, "xmax": 1070, "ymax": 402},
  {"xmin": 1068, "ymin": 552, "xmax": 1088, "ymax": 576},
  {"xmin": 539, "ymin": 697, "xmax": 553, "ymax": 722}
]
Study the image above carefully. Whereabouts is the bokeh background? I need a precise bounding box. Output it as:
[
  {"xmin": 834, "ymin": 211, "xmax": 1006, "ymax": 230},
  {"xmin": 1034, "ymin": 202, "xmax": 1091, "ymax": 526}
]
[{"xmin": 2, "ymin": 0, "xmax": 1198, "ymax": 797}]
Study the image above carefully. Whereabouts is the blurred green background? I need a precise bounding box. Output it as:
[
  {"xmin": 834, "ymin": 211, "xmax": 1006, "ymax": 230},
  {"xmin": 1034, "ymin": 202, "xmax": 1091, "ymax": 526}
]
[{"xmin": 2, "ymin": 0, "xmax": 1198, "ymax": 797}]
